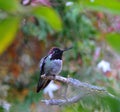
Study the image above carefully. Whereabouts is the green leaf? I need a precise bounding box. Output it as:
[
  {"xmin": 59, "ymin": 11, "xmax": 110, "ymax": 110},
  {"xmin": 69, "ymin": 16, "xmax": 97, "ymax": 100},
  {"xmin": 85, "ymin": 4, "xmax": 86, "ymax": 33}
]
[
  {"xmin": 0, "ymin": 17, "xmax": 20, "ymax": 55},
  {"xmin": 32, "ymin": 6, "xmax": 62, "ymax": 31},
  {"xmin": 81, "ymin": 0, "xmax": 120, "ymax": 14},
  {"xmin": 106, "ymin": 33, "xmax": 120, "ymax": 53},
  {"xmin": 0, "ymin": 0, "xmax": 21, "ymax": 12},
  {"xmin": 104, "ymin": 96, "xmax": 120, "ymax": 112}
]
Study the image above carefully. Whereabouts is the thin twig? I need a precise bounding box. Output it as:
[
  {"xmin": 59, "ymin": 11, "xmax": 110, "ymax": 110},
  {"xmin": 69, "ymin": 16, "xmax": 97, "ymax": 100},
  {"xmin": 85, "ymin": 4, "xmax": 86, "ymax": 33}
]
[{"xmin": 41, "ymin": 92, "xmax": 90, "ymax": 105}]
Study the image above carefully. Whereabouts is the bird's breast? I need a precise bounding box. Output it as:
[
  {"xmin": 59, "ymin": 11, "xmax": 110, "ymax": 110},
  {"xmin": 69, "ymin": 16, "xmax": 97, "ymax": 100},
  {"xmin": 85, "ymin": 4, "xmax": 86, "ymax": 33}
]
[{"xmin": 45, "ymin": 59, "xmax": 62, "ymax": 75}]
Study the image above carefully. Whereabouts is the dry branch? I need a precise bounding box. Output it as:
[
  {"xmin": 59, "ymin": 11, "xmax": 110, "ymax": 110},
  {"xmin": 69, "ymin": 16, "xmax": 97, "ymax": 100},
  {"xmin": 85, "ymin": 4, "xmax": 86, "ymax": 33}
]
[
  {"xmin": 41, "ymin": 92, "xmax": 90, "ymax": 105},
  {"xmin": 41, "ymin": 75, "xmax": 111, "ymax": 105}
]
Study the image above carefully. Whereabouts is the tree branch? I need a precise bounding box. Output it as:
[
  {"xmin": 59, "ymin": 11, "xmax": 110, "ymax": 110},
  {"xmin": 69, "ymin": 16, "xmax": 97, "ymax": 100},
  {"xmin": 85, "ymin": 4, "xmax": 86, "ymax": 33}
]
[
  {"xmin": 41, "ymin": 92, "xmax": 90, "ymax": 105},
  {"xmin": 41, "ymin": 75, "xmax": 112, "ymax": 105},
  {"xmin": 41, "ymin": 75, "xmax": 106, "ymax": 92}
]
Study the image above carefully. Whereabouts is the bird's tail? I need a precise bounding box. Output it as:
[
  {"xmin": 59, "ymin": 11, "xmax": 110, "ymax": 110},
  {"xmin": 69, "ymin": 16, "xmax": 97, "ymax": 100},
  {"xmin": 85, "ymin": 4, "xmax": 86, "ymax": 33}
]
[{"xmin": 36, "ymin": 76, "xmax": 51, "ymax": 93}]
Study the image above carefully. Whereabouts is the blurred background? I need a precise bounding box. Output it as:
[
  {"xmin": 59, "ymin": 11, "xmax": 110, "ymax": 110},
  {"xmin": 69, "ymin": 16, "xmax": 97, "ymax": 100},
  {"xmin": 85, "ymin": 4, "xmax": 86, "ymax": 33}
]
[{"xmin": 0, "ymin": 0, "xmax": 120, "ymax": 112}]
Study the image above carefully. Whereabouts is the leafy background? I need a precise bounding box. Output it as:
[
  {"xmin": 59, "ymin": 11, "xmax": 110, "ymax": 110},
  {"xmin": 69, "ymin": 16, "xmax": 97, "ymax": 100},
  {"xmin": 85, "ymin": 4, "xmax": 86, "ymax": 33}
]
[{"xmin": 0, "ymin": 0, "xmax": 120, "ymax": 112}]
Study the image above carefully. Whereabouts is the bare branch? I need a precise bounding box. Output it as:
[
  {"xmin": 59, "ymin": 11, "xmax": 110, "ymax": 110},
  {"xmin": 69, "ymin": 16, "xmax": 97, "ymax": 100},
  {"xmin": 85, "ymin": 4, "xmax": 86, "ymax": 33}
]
[
  {"xmin": 41, "ymin": 92, "xmax": 89, "ymax": 105},
  {"xmin": 41, "ymin": 75, "xmax": 106, "ymax": 92},
  {"xmin": 41, "ymin": 75, "xmax": 112, "ymax": 105}
]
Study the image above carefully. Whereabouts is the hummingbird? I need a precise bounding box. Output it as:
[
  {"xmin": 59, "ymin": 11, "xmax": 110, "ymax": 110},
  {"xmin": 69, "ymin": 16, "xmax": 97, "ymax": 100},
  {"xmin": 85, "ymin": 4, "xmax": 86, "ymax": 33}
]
[{"xmin": 36, "ymin": 47, "xmax": 72, "ymax": 93}]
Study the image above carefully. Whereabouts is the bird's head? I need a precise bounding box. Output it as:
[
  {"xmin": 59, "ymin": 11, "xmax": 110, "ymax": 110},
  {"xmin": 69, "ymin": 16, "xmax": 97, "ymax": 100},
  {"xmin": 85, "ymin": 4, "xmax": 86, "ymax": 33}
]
[{"xmin": 48, "ymin": 47, "xmax": 72, "ymax": 60}]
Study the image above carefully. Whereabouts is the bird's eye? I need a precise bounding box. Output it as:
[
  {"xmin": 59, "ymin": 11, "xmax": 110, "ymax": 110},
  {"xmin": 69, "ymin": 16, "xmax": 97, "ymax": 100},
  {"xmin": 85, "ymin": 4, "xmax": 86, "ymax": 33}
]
[
  {"xmin": 55, "ymin": 50, "xmax": 58, "ymax": 53},
  {"xmin": 55, "ymin": 50, "xmax": 57, "ymax": 53}
]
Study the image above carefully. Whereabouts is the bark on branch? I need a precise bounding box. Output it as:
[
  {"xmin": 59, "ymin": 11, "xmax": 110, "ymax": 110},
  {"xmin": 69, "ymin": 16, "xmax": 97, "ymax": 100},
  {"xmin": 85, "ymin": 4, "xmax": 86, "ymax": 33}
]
[{"xmin": 41, "ymin": 75, "xmax": 112, "ymax": 105}]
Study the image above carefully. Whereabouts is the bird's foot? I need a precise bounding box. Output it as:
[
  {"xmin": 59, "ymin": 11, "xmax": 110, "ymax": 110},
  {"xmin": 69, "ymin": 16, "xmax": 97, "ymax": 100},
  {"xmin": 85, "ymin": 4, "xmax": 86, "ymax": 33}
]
[
  {"xmin": 41, "ymin": 74, "xmax": 56, "ymax": 80},
  {"xmin": 48, "ymin": 74, "xmax": 56, "ymax": 80},
  {"xmin": 41, "ymin": 74, "xmax": 46, "ymax": 78},
  {"xmin": 51, "ymin": 74, "xmax": 56, "ymax": 78}
]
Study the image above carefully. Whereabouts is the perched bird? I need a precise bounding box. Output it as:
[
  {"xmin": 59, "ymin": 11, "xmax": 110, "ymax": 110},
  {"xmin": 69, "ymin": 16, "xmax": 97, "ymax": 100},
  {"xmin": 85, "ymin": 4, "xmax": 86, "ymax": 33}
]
[{"xmin": 36, "ymin": 47, "xmax": 72, "ymax": 93}]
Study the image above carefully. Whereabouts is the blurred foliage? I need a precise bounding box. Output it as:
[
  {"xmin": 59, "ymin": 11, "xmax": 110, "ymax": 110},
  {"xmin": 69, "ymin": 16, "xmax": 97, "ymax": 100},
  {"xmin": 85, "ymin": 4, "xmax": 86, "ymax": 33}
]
[
  {"xmin": 32, "ymin": 6, "xmax": 62, "ymax": 31},
  {"xmin": 62, "ymin": 95, "xmax": 120, "ymax": 112},
  {"xmin": 106, "ymin": 33, "xmax": 120, "ymax": 53},
  {"xmin": 0, "ymin": 0, "xmax": 21, "ymax": 12},
  {"xmin": 22, "ymin": 19, "xmax": 54, "ymax": 39},
  {"xmin": 0, "ymin": 0, "xmax": 120, "ymax": 112},
  {"xmin": 0, "ymin": 0, "xmax": 62, "ymax": 54},
  {"xmin": 0, "ymin": 17, "xmax": 20, "ymax": 54},
  {"xmin": 81, "ymin": 0, "xmax": 120, "ymax": 14}
]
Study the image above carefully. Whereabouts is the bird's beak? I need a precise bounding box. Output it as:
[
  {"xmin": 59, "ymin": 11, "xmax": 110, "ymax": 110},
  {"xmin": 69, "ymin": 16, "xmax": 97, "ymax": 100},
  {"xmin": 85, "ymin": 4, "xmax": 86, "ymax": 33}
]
[{"xmin": 62, "ymin": 46, "xmax": 73, "ymax": 52}]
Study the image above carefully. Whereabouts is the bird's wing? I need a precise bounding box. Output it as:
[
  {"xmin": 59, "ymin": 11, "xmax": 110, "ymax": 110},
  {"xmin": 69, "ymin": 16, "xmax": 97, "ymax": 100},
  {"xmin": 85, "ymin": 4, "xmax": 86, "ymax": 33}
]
[
  {"xmin": 37, "ymin": 56, "xmax": 51, "ymax": 93},
  {"xmin": 39, "ymin": 56, "xmax": 46, "ymax": 75}
]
